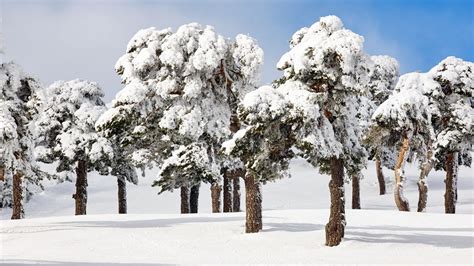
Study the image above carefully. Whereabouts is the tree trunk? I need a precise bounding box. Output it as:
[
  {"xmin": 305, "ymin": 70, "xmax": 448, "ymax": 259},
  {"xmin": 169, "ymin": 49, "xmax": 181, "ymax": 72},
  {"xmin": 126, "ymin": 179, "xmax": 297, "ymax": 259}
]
[
  {"xmin": 444, "ymin": 152, "xmax": 458, "ymax": 214},
  {"xmin": 210, "ymin": 183, "xmax": 221, "ymax": 213},
  {"xmin": 325, "ymin": 157, "xmax": 345, "ymax": 246},
  {"xmin": 180, "ymin": 186, "xmax": 190, "ymax": 214},
  {"xmin": 190, "ymin": 183, "xmax": 200, "ymax": 213},
  {"xmin": 223, "ymin": 170, "xmax": 233, "ymax": 212},
  {"xmin": 0, "ymin": 166, "xmax": 4, "ymax": 182},
  {"xmin": 417, "ymin": 147, "xmax": 432, "ymax": 212},
  {"xmin": 394, "ymin": 136, "xmax": 410, "ymax": 212},
  {"xmin": 233, "ymin": 175, "xmax": 241, "ymax": 212},
  {"xmin": 375, "ymin": 157, "xmax": 386, "ymax": 195},
  {"xmin": 74, "ymin": 160, "xmax": 87, "ymax": 215},
  {"xmin": 11, "ymin": 171, "xmax": 24, "ymax": 219},
  {"xmin": 117, "ymin": 177, "xmax": 127, "ymax": 214},
  {"xmin": 244, "ymin": 174, "xmax": 262, "ymax": 233},
  {"xmin": 352, "ymin": 173, "xmax": 361, "ymax": 209}
]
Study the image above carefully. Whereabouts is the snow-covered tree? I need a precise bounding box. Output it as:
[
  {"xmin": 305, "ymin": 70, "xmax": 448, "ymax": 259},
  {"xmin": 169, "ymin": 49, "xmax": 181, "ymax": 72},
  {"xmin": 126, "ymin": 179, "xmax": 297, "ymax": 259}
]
[
  {"xmin": 36, "ymin": 79, "xmax": 115, "ymax": 215},
  {"xmin": 226, "ymin": 16, "xmax": 374, "ymax": 245},
  {"xmin": 368, "ymin": 73, "xmax": 435, "ymax": 212},
  {"xmin": 99, "ymin": 23, "xmax": 263, "ymax": 213},
  {"xmin": 425, "ymin": 56, "xmax": 473, "ymax": 214},
  {"xmin": 365, "ymin": 55, "xmax": 399, "ymax": 196},
  {"xmin": 224, "ymin": 81, "xmax": 321, "ymax": 233},
  {"xmin": 276, "ymin": 15, "xmax": 373, "ymax": 246},
  {"xmin": 0, "ymin": 62, "xmax": 48, "ymax": 219}
]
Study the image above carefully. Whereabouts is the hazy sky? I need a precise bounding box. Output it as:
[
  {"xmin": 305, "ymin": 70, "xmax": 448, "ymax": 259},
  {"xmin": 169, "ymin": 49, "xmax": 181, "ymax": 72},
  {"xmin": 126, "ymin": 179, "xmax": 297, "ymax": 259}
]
[{"xmin": 2, "ymin": 0, "xmax": 473, "ymax": 101}]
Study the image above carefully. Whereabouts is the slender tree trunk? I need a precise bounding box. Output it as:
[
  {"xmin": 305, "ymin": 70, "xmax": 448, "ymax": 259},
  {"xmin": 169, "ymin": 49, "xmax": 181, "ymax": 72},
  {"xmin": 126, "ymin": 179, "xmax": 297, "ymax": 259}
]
[
  {"xmin": 210, "ymin": 183, "xmax": 221, "ymax": 213},
  {"xmin": 180, "ymin": 186, "xmax": 190, "ymax": 214},
  {"xmin": 444, "ymin": 152, "xmax": 458, "ymax": 214},
  {"xmin": 190, "ymin": 183, "xmax": 200, "ymax": 213},
  {"xmin": 417, "ymin": 146, "xmax": 432, "ymax": 212},
  {"xmin": 244, "ymin": 174, "xmax": 262, "ymax": 233},
  {"xmin": 0, "ymin": 166, "xmax": 4, "ymax": 182},
  {"xmin": 223, "ymin": 170, "xmax": 233, "ymax": 212},
  {"xmin": 394, "ymin": 136, "xmax": 410, "ymax": 212},
  {"xmin": 352, "ymin": 173, "xmax": 361, "ymax": 209},
  {"xmin": 74, "ymin": 160, "xmax": 87, "ymax": 215},
  {"xmin": 11, "ymin": 171, "xmax": 24, "ymax": 219},
  {"xmin": 233, "ymin": 175, "xmax": 241, "ymax": 212},
  {"xmin": 375, "ymin": 157, "xmax": 386, "ymax": 195},
  {"xmin": 325, "ymin": 157, "xmax": 345, "ymax": 246},
  {"xmin": 117, "ymin": 177, "xmax": 127, "ymax": 214},
  {"xmin": 0, "ymin": 166, "xmax": 4, "ymax": 209}
]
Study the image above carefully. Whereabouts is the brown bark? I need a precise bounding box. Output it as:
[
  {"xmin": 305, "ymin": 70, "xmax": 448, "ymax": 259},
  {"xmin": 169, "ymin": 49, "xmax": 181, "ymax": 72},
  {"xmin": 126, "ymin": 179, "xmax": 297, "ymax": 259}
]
[
  {"xmin": 180, "ymin": 186, "xmax": 190, "ymax": 214},
  {"xmin": 233, "ymin": 175, "xmax": 241, "ymax": 212},
  {"xmin": 210, "ymin": 183, "xmax": 221, "ymax": 213},
  {"xmin": 417, "ymin": 147, "xmax": 432, "ymax": 212},
  {"xmin": 74, "ymin": 160, "xmax": 88, "ymax": 215},
  {"xmin": 117, "ymin": 177, "xmax": 127, "ymax": 214},
  {"xmin": 11, "ymin": 171, "xmax": 24, "ymax": 219},
  {"xmin": 244, "ymin": 174, "xmax": 262, "ymax": 233},
  {"xmin": 444, "ymin": 152, "xmax": 458, "ymax": 214},
  {"xmin": 375, "ymin": 158, "xmax": 386, "ymax": 195},
  {"xmin": 352, "ymin": 174, "xmax": 361, "ymax": 209},
  {"xmin": 325, "ymin": 157, "xmax": 345, "ymax": 246},
  {"xmin": 394, "ymin": 136, "xmax": 410, "ymax": 212},
  {"xmin": 190, "ymin": 183, "xmax": 200, "ymax": 213},
  {"xmin": 0, "ymin": 166, "xmax": 4, "ymax": 182},
  {"xmin": 223, "ymin": 170, "xmax": 233, "ymax": 212}
]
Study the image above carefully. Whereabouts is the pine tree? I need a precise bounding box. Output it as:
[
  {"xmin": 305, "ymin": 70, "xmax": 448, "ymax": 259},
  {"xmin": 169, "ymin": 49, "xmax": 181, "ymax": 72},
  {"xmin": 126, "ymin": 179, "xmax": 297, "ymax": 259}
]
[
  {"xmin": 425, "ymin": 57, "xmax": 473, "ymax": 214},
  {"xmin": 277, "ymin": 16, "xmax": 373, "ymax": 246},
  {"xmin": 0, "ymin": 62, "xmax": 48, "ymax": 219},
  {"xmin": 368, "ymin": 73, "xmax": 434, "ymax": 212},
  {"xmin": 366, "ymin": 55, "xmax": 399, "ymax": 196},
  {"xmin": 36, "ymin": 79, "xmax": 114, "ymax": 215},
  {"xmin": 101, "ymin": 24, "xmax": 262, "ymax": 213}
]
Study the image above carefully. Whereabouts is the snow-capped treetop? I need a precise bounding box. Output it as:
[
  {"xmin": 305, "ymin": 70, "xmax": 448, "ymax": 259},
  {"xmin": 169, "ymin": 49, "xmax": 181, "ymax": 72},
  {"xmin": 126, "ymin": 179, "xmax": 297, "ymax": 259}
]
[
  {"xmin": 424, "ymin": 56, "xmax": 474, "ymax": 169},
  {"xmin": 372, "ymin": 73, "xmax": 434, "ymax": 133},
  {"xmin": 100, "ymin": 23, "xmax": 263, "ymax": 192},
  {"xmin": 277, "ymin": 15, "xmax": 370, "ymax": 95},
  {"xmin": 36, "ymin": 79, "xmax": 113, "ymax": 176},
  {"xmin": 368, "ymin": 55, "xmax": 399, "ymax": 105}
]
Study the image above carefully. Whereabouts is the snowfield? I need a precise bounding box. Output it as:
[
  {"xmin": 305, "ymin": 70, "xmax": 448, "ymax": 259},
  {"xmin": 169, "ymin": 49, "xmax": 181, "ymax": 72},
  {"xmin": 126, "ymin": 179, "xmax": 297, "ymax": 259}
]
[{"xmin": 1, "ymin": 159, "xmax": 473, "ymax": 264}]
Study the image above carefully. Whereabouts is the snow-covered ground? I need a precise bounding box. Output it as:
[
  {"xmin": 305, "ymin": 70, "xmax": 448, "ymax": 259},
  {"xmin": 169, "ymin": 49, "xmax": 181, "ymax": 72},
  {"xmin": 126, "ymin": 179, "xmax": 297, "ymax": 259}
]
[{"xmin": 1, "ymin": 159, "xmax": 473, "ymax": 264}]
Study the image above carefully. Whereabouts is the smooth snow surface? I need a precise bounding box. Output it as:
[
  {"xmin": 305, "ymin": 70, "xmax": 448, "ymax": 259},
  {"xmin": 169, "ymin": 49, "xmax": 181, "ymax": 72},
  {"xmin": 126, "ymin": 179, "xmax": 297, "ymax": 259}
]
[{"xmin": 1, "ymin": 159, "xmax": 473, "ymax": 264}]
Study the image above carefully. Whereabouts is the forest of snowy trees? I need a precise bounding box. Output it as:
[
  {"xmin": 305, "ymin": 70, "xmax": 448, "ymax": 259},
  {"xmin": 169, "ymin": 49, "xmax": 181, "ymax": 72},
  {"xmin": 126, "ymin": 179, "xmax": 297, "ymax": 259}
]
[{"xmin": 0, "ymin": 15, "xmax": 472, "ymax": 247}]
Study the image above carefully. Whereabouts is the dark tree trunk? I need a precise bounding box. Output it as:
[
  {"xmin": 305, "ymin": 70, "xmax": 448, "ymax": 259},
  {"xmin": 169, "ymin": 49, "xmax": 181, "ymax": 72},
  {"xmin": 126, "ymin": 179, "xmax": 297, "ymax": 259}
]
[
  {"xmin": 232, "ymin": 175, "xmax": 241, "ymax": 212},
  {"xmin": 11, "ymin": 171, "xmax": 24, "ymax": 219},
  {"xmin": 352, "ymin": 174, "xmax": 361, "ymax": 209},
  {"xmin": 223, "ymin": 170, "xmax": 233, "ymax": 212},
  {"xmin": 190, "ymin": 183, "xmax": 200, "ymax": 213},
  {"xmin": 325, "ymin": 157, "xmax": 345, "ymax": 246},
  {"xmin": 394, "ymin": 136, "xmax": 410, "ymax": 212},
  {"xmin": 444, "ymin": 152, "xmax": 458, "ymax": 214},
  {"xmin": 180, "ymin": 186, "xmax": 190, "ymax": 214},
  {"xmin": 117, "ymin": 177, "xmax": 127, "ymax": 214},
  {"xmin": 74, "ymin": 160, "xmax": 88, "ymax": 215},
  {"xmin": 244, "ymin": 174, "xmax": 262, "ymax": 233},
  {"xmin": 375, "ymin": 158, "xmax": 386, "ymax": 195},
  {"xmin": 210, "ymin": 183, "xmax": 221, "ymax": 213}
]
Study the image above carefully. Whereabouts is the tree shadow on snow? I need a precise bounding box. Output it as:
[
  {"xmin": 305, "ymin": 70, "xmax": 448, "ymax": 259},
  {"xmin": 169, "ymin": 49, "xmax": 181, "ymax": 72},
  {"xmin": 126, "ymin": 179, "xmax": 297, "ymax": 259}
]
[
  {"xmin": 345, "ymin": 225, "xmax": 474, "ymax": 249},
  {"xmin": 53, "ymin": 216, "xmax": 243, "ymax": 229},
  {"xmin": 263, "ymin": 222, "xmax": 324, "ymax": 232},
  {"xmin": 1, "ymin": 259, "xmax": 165, "ymax": 265}
]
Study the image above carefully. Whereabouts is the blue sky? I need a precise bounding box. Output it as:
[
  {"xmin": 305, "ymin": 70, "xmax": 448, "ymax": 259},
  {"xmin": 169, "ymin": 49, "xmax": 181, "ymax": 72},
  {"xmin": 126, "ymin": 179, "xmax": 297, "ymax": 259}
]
[{"xmin": 2, "ymin": 0, "xmax": 473, "ymax": 101}]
